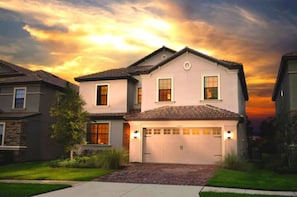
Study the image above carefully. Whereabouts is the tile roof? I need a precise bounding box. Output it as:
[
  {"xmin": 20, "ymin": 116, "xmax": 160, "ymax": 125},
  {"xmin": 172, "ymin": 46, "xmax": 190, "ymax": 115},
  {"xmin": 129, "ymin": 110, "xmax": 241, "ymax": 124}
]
[
  {"xmin": 124, "ymin": 105, "xmax": 240, "ymax": 121},
  {"xmin": 0, "ymin": 60, "xmax": 76, "ymax": 90}
]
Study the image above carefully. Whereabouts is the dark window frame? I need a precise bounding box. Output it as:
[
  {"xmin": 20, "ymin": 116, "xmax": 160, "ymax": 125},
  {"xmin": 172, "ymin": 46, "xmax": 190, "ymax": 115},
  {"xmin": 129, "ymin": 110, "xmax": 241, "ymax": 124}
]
[{"xmin": 96, "ymin": 85, "xmax": 108, "ymax": 105}]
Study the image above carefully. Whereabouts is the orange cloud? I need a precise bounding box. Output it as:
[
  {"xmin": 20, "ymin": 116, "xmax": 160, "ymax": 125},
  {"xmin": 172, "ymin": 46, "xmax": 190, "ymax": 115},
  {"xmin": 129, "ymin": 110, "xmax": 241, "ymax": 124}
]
[{"xmin": 1, "ymin": 0, "xmax": 288, "ymax": 121}]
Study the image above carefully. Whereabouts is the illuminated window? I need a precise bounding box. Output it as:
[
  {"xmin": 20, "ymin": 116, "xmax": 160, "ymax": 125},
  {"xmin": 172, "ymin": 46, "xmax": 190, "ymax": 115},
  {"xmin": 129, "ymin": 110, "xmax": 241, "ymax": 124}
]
[
  {"xmin": 13, "ymin": 87, "xmax": 26, "ymax": 109},
  {"xmin": 96, "ymin": 85, "xmax": 108, "ymax": 105},
  {"xmin": 158, "ymin": 78, "xmax": 172, "ymax": 101},
  {"xmin": 203, "ymin": 128, "xmax": 211, "ymax": 135},
  {"xmin": 87, "ymin": 123, "xmax": 109, "ymax": 144},
  {"xmin": 212, "ymin": 127, "xmax": 222, "ymax": 135},
  {"xmin": 137, "ymin": 87, "xmax": 142, "ymax": 104},
  {"xmin": 172, "ymin": 128, "xmax": 180, "ymax": 135},
  {"xmin": 145, "ymin": 129, "xmax": 152, "ymax": 135},
  {"xmin": 204, "ymin": 76, "xmax": 218, "ymax": 99},
  {"xmin": 164, "ymin": 129, "xmax": 171, "ymax": 135},
  {"xmin": 183, "ymin": 128, "xmax": 190, "ymax": 135},
  {"xmin": 192, "ymin": 128, "xmax": 200, "ymax": 135},
  {"xmin": 153, "ymin": 129, "xmax": 161, "ymax": 135}
]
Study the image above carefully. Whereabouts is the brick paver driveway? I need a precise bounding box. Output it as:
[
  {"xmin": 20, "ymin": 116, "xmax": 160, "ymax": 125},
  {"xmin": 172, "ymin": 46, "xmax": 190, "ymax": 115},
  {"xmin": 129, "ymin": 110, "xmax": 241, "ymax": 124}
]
[{"xmin": 95, "ymin": 163, "xmax": 218, "ymax": 186}]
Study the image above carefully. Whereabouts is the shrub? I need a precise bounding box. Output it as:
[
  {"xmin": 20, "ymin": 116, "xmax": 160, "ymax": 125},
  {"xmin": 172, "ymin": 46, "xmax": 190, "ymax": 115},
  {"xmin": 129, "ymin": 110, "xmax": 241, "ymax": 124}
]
[
  {"xmin": 221, "ymin": 152, "xmax": 251, "ymax": 171},
  {"xmin": 97, "ymin": 149, "xmax": 128, "ymax": 169},
  {"xmin": 50, "ymin": 148, "xmax": 128, "ymax": 169}
]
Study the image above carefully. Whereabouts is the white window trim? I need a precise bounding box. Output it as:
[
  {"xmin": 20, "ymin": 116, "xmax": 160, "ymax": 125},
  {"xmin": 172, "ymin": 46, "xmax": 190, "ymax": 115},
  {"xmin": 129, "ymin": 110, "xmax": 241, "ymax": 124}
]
[
  {"xmin": 156, "ymin": 77, "xmax": 174, "ymax": 102},
  {"xmin": 88, "ymin": 121, "xmax": 111, "ymax": 145},
  {"xmin": 201, "ymin": 74, "xmax": 221, "ymax": 101},
  {"xmin": 0, "ymin": 122, "xmax": 5, "ymax": 146},
  {"xmin": 95, "ymin": 84, "xmax": 110, "ymax": 107},
  {"xmin": 12, "ymin": 87, "xmax": 26, "ymax": 109}
]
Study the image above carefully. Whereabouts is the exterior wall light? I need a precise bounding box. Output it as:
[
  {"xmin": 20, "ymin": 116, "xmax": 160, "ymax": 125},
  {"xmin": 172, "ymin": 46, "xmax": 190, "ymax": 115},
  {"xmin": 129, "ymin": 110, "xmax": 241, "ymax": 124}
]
[
  {"xmin": 133, "ymin": 130, "xmax": 138, "ymax": 139},
  {"xmin": 226, "ymin": 130, "xmax": 232, "ymax": 139}
]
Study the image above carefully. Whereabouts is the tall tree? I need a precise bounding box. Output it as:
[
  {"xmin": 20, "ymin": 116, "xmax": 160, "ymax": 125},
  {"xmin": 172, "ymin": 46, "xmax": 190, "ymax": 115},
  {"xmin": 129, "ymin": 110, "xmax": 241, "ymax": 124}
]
[{"xmin": 50, "ymin": 83, "xmax": 89, "ymax": 160}]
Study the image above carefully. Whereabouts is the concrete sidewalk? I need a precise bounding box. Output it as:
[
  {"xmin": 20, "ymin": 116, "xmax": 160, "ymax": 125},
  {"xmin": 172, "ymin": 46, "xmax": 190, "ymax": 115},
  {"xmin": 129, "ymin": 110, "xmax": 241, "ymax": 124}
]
[
  {"xmin": 1, "ymin": 180, "xmax": 296, "ymax": 196},
  {"xmin": 34, "ymin": 182, "xmax": 202, "ymax": 197},
  {"xmin": 31, "ymin": 181, "xmax": 297, "ymax": 197}
]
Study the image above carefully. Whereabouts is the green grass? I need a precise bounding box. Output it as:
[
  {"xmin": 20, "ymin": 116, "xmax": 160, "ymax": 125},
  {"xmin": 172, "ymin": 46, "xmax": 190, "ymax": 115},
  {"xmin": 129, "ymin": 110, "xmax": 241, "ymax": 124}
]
[
  {"xmin": 207, "ymin": 168, "xmax": 297, "ymax": 191},
  {"xmin": 0, "ymin": 182, "xmax": 70, "ymax": 197},
  {"xmin": 200, "ymin": 192, "xmax": 286, "ymax": 197},
  {"xmin": 0, "ymin": 162, "xmax": 113, "ymax": 181}
]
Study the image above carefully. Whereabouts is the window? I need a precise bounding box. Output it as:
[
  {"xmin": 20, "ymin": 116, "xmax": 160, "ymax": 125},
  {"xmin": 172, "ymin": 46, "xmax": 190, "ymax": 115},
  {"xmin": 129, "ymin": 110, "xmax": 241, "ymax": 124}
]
[
  {"xmin": 164, "ymin": 128, "xmax": 171, "ymax": 135},
  {"xmin": 0, "ymin": 123, "xmax": 4, "ymax": 146},
  {"xmin": 87, "ymin": 123, "xmax": 109, "ymax": 144},
  {"xmin": 204, "ymin": 76, "xmax": 218, "ymax": 99},
  {"xmin": 96, "ymin": 85, "xmax": 108, "ymax": 105},
  {"xmin": 13, "ymin": 88, "xmax": 26, "ymax": 109},
  {"xmin": 137, "ymin": 87, "xmax": 142, "ymax": 104},
  {"xmin": 158, "ymin": 78, "xmax": 172, "ymax": 101},
  {"xmin": 183, "ymin": 128, "xmax": 190, "ymax": 135}
]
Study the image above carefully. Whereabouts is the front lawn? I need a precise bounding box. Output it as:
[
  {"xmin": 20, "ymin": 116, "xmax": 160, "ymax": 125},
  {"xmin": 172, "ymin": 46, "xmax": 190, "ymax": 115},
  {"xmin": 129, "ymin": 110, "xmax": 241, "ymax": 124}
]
[
  {"xmin": 0, "ymin": 162, "xmax": 113, "ymax": 181},
  {"xmin": 0, "ymin": 182, "xmax": 70, "ymax": 197},
  {"xmin": 200, "ymin": 192, "xmax": 286, "ymax": 197},
  {"xmin": 207, "ymin": 168, "xmax": 297, "ymax": 191}
]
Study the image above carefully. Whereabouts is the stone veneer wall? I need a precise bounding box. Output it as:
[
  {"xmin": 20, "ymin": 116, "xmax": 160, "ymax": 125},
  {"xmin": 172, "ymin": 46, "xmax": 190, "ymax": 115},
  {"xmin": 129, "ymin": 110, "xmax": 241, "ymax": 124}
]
[{"xmin": 4, "ymin": 121, "xmax": 26, "ymax": 146}]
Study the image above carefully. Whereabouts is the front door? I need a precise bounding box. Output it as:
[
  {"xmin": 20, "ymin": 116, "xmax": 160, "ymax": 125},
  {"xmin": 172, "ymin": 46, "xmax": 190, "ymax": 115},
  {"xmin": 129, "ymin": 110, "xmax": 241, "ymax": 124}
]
[{"xmin": 123, "ymin": 123, "xmax": 130, "ymax": 151}]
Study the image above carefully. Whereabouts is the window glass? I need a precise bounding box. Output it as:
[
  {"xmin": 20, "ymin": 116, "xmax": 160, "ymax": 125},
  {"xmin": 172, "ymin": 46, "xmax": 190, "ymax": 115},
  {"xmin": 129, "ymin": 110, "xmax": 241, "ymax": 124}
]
[
  {"xmin": 192, "ymin": 128, "xmax": 200, "ymax": 135},
  {"xmin": 0, "ymin": 124, "xmax": 3, "ymax": 146},
  {"xmin": 145, "ymin": 129, "xmax": 152, "ymax": 135},
  {"xmin": 96, "ymin": 85, "xmax": 108, "ymax": 105},
  {"xmin": 172, "ymin": 128, "xmax": 180, "ymax": 135},
  {"xmin": 137, "ymin": 87, "xmax": 142, "ymax": 104},
  {"xmin": 14, "ymin": 88, "xmax": 25, "ymax": 109},
  {"xmin": 183, "ymin": 128, "xmax": 190, "ymax": 135},
  {"xmin": 204, "ymin": 76, "xmax": 218, "ymax": 99},
  {"xmin": 202, "ymin": 128, "xmax": 211, "ymax": 135},
  {"xmin": 164, "ymin": 128, "xmax": 171, "ymax": 135},
  {"xmin": 212, "ymin": 127, "xmax": 222, "ymax": 135},
  {"xmin": 153, "ymin": 129, "xmax": 161, "ymax": 135},
  {"xmin": 87, "ymin": 123, "xmax": 109, "ymax": 144},
  {"xmin": 159, "ymin": 78, "xmax": 171, "ymax": 101}
]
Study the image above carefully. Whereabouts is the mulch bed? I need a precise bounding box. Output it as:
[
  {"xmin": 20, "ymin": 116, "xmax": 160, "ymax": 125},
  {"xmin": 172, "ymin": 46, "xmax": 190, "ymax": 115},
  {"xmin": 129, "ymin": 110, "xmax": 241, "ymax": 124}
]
[{"xmin": 94, "ymin": 163, "xmax": 218, "ymax": 186}]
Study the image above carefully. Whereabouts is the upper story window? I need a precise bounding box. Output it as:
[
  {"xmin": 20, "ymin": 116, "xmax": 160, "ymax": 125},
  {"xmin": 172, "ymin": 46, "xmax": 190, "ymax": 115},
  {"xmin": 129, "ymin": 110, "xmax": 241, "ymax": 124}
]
[
  {"xmin": 158, "ymin": 78, "xmax": 172, "ymax": 102},
  {"xmin": 86, "ymin": 123, "xmax": 109, "ymax": 145},
  {"xmin": 96, "ymin": 85, "xmax": 108, "ymax": 105},
  {"xmin": 203, "ymin": 76, "xmax": 219, "ymax": 100},
  {"xmin": 0, "ymin": 123, "xmax": 4, "ymax": 146},
  {"xmin": 137, "ymin": 87, "xmax": 142, "ymax": 104},
  {"xmin": 13, "ymin": 87, "xmax": 26, "ymax": 109}
]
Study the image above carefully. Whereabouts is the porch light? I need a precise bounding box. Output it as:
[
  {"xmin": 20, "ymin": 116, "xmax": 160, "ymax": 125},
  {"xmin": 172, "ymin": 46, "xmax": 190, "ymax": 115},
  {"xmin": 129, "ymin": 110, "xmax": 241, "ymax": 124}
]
[
  {"xmin": 133, "ymin": 130, "xmax": 139, "ymax": 139},
  {"xmin": 226, "ymin": 130, "xmax": 232, "ymax": 139}
]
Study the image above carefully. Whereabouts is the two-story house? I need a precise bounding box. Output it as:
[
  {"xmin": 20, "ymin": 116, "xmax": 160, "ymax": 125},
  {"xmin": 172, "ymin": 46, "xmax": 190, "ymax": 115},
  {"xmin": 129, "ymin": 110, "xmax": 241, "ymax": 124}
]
[
  {"xmin": 75, "ymin": 46, "xmax": 249, "ymax": 164},
  {"xmin": 0, "ymin": 60, "xmax": 76, "ymax": 163},
  {"xmin": 272, "ymin": 51, "xmax": 297, "ymax": 120}
]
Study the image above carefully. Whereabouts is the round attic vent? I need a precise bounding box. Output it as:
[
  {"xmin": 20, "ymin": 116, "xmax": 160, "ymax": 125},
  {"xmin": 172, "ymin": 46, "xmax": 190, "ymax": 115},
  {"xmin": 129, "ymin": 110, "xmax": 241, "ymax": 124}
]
[{"xmin": 183, "ymin": 61, "xmax": 191, "ymax": 70}]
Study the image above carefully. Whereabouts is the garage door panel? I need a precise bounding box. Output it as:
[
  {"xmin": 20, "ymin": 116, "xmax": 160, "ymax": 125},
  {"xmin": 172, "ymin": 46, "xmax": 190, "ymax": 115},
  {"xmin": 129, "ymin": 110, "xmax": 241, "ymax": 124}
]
[{"xmin": 143, "ymin": 127, "xmax": 222, "ymax": 164}]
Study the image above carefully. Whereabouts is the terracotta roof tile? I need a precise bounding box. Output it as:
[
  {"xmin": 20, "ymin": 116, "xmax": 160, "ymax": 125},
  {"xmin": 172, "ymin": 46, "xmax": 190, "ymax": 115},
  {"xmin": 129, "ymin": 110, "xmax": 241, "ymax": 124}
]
[{"xmin": 124, "ymin": 105, "xmax": 240, "ymax": 121}]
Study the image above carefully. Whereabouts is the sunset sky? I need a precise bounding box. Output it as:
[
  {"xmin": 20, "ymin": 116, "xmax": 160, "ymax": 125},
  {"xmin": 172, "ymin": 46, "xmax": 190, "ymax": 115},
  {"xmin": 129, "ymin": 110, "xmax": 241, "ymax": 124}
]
[{"xmin": 0, "ymin": 0, "xmax": 297, "ymax": 130}]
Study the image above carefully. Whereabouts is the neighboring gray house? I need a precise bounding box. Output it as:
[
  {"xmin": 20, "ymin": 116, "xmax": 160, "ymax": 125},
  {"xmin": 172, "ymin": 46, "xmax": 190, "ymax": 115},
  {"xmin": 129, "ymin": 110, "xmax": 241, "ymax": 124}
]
[
  {"xmin": 272, "ymin": 51, "xmax": 297, "ymax": 120},
  {"xmin": 0, "ymin": 60, "xmax": 76, "ymax": 163}
]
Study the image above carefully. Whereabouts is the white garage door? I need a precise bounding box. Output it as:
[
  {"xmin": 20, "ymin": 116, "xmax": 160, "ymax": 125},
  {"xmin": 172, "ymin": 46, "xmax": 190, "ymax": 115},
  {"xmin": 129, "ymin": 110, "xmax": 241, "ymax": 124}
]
[{"xmin": 143, "ymin": 127, "xmax": 222, "ymax": 164}]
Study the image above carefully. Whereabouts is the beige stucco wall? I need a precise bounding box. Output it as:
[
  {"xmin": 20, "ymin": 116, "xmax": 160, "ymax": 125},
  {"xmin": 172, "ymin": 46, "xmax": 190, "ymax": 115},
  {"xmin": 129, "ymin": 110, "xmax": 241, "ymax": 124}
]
[
  {"xmin": 79, "ymin": 79, "xmax": 128, "ymax": 113},
  {"xmin": 141, "ymin": 53, "xmax": 241, "ymax": 114}
]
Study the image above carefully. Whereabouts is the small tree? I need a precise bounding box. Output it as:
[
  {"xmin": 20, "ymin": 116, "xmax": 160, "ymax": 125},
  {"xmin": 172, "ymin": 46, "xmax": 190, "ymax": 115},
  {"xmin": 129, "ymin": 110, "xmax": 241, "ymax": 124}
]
[{"xmin": 50, "ymin": 83, "xmax": 89, "ymax": 160}]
